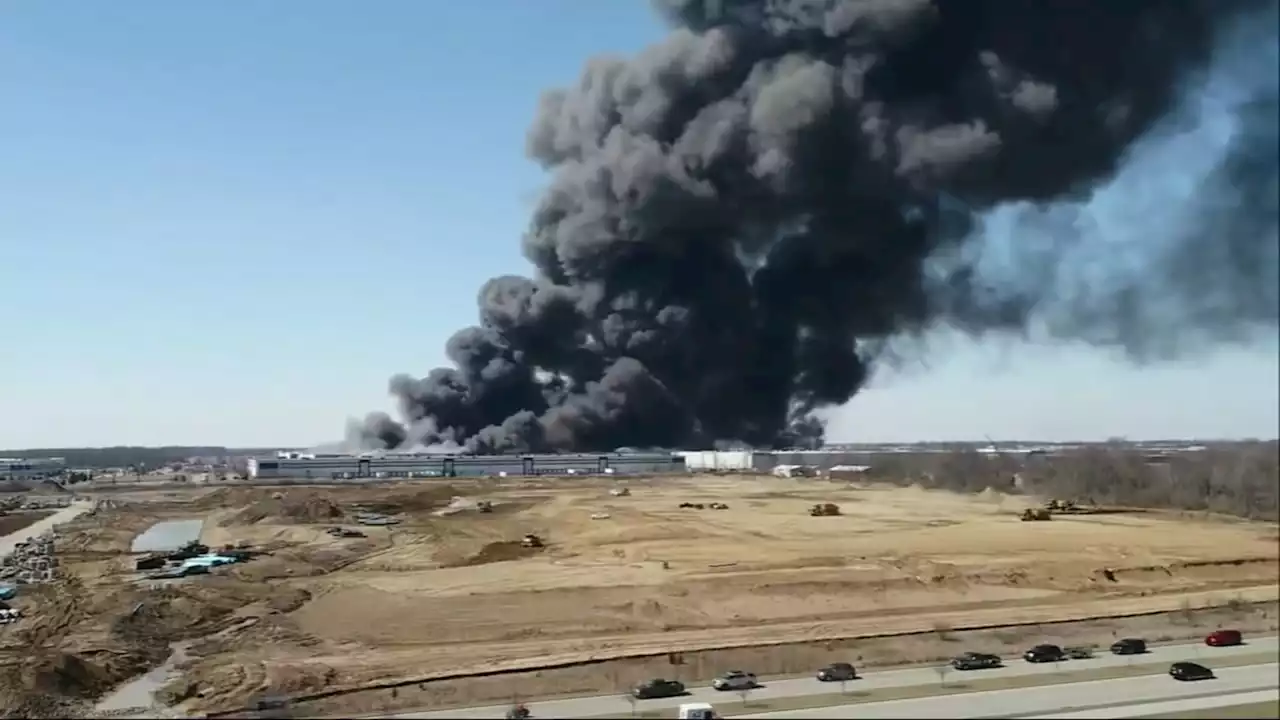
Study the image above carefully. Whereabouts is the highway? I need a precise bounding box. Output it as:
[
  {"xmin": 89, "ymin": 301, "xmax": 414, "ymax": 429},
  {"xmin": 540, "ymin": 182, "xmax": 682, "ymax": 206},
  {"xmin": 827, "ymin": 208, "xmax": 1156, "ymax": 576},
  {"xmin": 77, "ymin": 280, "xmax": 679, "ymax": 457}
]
[
  {"xmin": 1031, "ymin": 688, "xmax": 1280, "ymax": 719},
  {"xmin": 388, "ymin": 636, "xmax": 1278, "ymax": 719},
  {"xmin": 740, "ymin": 662, "xmax": 1279, "ymax": 718},
  {"xmin": 740, "ymin": 662, "xmax": 1278, "ymax": 718}
]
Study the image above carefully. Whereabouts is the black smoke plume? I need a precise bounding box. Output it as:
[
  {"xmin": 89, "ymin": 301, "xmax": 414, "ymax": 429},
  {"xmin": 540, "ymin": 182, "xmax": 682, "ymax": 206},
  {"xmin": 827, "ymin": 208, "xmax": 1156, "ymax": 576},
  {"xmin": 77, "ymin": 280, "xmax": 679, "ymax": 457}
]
[{"xmin": 350, "ymin": 0, "xmax": 1279, "ymax": 453}]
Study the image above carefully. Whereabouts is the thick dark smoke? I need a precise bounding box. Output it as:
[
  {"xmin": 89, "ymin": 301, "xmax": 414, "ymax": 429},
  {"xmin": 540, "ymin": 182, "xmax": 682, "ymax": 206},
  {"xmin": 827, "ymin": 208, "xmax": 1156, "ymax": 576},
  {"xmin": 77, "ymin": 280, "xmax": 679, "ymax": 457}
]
[{"xmin": 349, "ymin": 0, "xmax": 1279, "ymax": 453}]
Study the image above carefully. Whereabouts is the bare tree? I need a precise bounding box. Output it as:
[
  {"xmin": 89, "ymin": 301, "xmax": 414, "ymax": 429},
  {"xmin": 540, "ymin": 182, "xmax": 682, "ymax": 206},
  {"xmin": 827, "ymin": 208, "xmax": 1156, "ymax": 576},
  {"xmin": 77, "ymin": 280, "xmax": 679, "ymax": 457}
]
[{"xmin": 912, "ymin": 441, "xmax": 1279, "ymax": 521}]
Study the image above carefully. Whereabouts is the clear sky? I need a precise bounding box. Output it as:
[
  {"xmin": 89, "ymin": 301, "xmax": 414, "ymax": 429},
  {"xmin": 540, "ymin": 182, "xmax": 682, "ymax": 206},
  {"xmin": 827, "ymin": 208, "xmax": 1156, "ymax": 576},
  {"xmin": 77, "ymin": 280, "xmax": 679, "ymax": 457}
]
[{"xmin": 2, "ymin": 1, "xmax": 1276, "ymax": 449}]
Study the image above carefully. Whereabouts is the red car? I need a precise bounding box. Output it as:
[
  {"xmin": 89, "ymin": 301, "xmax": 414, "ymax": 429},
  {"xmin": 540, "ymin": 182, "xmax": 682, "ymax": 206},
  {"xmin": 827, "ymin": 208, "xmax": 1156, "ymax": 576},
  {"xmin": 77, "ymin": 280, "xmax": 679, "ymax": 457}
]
[{"xmin": 1205, "ymin": 629, "xmax": 1243, "ymax": 647}]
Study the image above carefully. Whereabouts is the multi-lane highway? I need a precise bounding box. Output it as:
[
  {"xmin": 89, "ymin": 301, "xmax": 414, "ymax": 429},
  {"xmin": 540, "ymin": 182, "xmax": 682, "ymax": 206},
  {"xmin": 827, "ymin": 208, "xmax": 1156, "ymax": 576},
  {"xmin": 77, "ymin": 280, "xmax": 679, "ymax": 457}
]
[
  {"xmin": 738, "ymin": 662, "xmax": 1279, "ymax": 718},
  {"xmin": 1032, "ymin": 688, "xmax": 1280, "ymax": 719},
  {"xmin": 389, "ymin": 636, "xmax": 1278, "ymax": 719}
]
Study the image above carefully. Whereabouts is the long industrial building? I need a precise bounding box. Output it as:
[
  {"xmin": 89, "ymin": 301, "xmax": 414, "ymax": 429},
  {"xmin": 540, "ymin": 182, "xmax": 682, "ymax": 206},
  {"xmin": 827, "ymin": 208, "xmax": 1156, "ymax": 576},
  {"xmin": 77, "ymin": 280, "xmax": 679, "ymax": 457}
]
[
  {"xmin": 676, "ymin": 450, "xmax": 878, "ymax": 472},
  {"xmin": 0, "ymin": 457, "xmax": 67, "ymax": 481},
  {"xmin": 246, "ymin": 451, "xmax": 686, "ymax": 480}
]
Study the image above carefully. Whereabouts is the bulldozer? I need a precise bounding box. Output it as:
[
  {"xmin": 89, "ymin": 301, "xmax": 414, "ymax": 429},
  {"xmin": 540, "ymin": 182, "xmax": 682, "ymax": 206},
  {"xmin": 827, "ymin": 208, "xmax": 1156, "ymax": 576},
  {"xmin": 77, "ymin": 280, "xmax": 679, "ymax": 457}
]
[
  {"xmin": 808, "ymin": 503, "xmax": 841, "ymax": 517},
  {"xmin": 1021, "ymin": 508, "xmax": 1052, "ymax": 522},
  {"xmin": 520, "ymin": 534, "xmax": 544, "ymax": 549}
]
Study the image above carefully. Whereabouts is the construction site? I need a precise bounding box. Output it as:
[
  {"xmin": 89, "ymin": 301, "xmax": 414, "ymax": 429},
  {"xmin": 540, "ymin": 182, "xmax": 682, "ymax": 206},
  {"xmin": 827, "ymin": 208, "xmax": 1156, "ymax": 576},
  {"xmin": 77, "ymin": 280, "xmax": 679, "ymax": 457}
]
[{"xmin": 0, "ymin": 471, "xmax": 1277, "ymax": 718}]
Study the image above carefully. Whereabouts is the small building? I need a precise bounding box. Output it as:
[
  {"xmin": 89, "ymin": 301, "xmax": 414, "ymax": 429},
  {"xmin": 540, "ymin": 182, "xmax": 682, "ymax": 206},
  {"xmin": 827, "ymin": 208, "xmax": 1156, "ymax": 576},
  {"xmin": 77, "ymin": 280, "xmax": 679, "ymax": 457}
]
[{"xmin": 0, "ymin": 457, "xmax": 66, "ymax": 481}]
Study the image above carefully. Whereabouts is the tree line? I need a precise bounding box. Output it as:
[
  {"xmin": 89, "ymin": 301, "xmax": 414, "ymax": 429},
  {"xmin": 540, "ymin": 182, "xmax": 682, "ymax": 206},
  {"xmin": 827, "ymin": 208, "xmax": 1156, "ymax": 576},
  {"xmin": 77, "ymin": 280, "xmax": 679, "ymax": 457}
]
[{"xmin": 864, "ymin": 441, "xmax": 1279, "ymax": 521}]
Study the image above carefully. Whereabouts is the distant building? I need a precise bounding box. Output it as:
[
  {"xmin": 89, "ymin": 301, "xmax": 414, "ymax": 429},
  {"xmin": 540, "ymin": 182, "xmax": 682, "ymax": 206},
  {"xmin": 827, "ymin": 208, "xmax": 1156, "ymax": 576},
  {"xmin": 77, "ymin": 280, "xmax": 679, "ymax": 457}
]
[
  {"xmin": 0, "ymin": 457, "xmax": 66, "ymax": 481},
  {"xmin": 246, "ymin": 451, "xmax": 686, "ymax": 480},
  {"xmin": 677, "ymin": 449, "xmax": 881, "ymax": 473}
]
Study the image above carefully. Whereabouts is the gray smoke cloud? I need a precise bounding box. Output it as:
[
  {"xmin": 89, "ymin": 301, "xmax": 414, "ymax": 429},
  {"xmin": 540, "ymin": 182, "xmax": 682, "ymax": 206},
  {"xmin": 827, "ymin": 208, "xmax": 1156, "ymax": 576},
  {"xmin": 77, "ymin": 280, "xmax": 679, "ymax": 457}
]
[{"xmin": 349, "ymin": 0, "xmax": 1279, "ymax": 454}]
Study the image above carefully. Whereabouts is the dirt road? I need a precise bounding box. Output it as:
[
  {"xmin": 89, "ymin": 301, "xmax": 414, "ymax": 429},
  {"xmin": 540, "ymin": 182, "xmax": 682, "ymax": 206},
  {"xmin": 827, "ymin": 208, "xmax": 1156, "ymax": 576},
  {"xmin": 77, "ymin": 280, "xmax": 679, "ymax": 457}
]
[{"xmin": 0, "ymin": 502, "xmax": 91, "ymax": 557}]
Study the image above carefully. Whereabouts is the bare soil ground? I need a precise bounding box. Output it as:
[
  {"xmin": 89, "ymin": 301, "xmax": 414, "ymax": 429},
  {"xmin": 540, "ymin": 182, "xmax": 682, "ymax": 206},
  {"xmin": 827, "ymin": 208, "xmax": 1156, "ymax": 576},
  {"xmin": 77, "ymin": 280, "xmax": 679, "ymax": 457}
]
[
  {"xmin": 1, "ymin": 475, "xmax": 1276, "ymax": 718},
  {"xmin": 0, "ymin": 510, "xmax": 54, "ymax": 536}
]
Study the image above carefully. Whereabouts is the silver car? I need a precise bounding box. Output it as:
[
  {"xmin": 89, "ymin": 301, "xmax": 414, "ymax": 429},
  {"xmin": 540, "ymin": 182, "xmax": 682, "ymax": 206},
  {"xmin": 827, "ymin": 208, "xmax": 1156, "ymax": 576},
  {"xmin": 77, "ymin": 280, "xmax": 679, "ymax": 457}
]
[{"xmin": 712, "ymin": 670, "xmax": 757, "ymax": 691}]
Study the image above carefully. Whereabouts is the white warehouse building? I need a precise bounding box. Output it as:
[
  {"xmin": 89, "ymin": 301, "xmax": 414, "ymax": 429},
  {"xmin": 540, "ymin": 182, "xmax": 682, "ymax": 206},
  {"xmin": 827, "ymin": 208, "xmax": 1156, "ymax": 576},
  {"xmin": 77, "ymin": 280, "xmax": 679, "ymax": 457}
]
[
  {"xmin": 677, "ymin": 449, "xmax": 874, "ymax": 473},
  {"xmin": 246, "ymin": 451, "xmax": 686, "ymax": 480},
  {"xmin": 0, "ymin": 457, "xmax": 67, "ymax": 481}
]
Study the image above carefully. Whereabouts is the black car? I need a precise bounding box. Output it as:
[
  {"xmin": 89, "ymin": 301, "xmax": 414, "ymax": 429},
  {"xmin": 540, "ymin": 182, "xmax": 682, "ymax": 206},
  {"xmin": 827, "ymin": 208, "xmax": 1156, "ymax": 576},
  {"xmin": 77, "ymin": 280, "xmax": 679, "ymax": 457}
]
[
  {"xmin": 632, "ymin": 678, "xmax": 686, "ymax": 699},
  {"xmin": 1024, "ymin": 644, "xmax": 1066, "ymax": 663},
  {"xmin": 951, "ymin": 652, "xmax": 1003, "ymax": 671},
  {"xmin": 1110, "ymin": 637, "xmax": 1147, "ymax": 656},
  {"xmin": 1170, "ymin": 661, "xmax": 1215, "ymax": 681},
  {"xmin": 816, "ymin": 662, "xmax": 857, "ymax": 682}
]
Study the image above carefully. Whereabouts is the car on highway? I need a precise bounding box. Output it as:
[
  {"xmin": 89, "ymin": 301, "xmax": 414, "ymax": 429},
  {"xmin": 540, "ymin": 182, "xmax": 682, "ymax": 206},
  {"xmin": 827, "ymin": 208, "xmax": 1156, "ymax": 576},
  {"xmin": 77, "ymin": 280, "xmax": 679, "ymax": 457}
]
[
  {"xmin": 816, "ymin": 662, "xmax": 858, "ymax": 682},
  {"xmin": 633, "ymin": 678, "xmax": 686, "ymax": 699},
  {"xmin": 1169, "ymin": 661, "xmax": 1215, "ymax": 681},
  {"xmin": 712, "ymin": 670, "xmax": 758, "ymax": 691},
  {"xmin": 1205, "ymin": 629, "xmax": 1243, "ymax": 647},
  {"xmin": 1109, "ymin": 637, "xmax": 1147, "ymax": 655},
  {"xmin": 951, "ymin": 652, "xmax": 1003, "ymax": 671},
  {"xmin": 1023, "ymin": 644, "xmax": 1067, "ymax": 663}
]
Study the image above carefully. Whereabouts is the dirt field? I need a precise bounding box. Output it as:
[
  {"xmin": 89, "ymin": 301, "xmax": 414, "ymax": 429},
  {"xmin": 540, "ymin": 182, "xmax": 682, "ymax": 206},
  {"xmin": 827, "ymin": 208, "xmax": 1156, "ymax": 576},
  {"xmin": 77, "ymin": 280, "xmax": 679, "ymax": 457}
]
[
  {"xmin": 0, "ymin": 510, "xmax": 54, "ymax": 536},
  {"xmin": 2, "ymin": 475, "xmax": 1277, "ymax": 717}
]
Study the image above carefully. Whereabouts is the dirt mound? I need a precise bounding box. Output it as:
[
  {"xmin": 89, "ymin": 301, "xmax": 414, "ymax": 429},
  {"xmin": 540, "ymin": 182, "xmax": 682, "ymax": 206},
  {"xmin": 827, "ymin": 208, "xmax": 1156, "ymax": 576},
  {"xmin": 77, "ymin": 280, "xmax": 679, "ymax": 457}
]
[
  {"xmin": 0, "ymin": 652, "xmax": 111, "ymax": 718},
  {"xmin": 222, "ymin": 494, "xmax": 344, "ymax": 525},
  {"xmin": 112, "ymin": 594, "xmax": 227, "ymax": 642},
  {"xmin": 193, "ymin": 487, "xmax": 266, "ymax": 510},
  {"xmin": 110, "ymin": 582, "xmax": 272, "ymax": 645},
  {"xmin": 355, "ymin": 485, "xmax": 463, "ymax": 515},
  {"xmin": 449, "ymin": 541, "xmax": 545, "ymax": 567}
]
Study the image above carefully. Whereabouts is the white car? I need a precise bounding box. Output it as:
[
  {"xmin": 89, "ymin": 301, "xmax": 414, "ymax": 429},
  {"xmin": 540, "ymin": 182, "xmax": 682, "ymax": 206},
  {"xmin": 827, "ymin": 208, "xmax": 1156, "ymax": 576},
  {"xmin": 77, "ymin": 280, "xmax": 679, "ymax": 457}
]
[{"xmin": 712, "ymin": 671, "xmax": 757, "ymax": 691}]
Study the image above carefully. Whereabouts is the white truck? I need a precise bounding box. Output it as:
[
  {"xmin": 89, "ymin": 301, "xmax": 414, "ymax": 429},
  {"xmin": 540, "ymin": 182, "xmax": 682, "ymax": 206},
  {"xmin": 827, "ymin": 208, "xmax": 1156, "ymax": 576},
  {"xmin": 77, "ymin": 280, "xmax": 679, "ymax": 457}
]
[{"xmin": 678, "ymin": 702, "xmax": 719, "ymax": 720}]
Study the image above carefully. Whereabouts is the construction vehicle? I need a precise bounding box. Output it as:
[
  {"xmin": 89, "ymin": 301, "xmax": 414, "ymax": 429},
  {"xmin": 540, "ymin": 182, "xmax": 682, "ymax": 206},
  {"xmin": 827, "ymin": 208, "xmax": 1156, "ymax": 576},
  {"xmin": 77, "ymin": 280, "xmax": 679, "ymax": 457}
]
[
  {"xmin": 808, "ymin": 503, "xmax": 841, "ymax": 517},
  {"xmin": 135, "ymin": 555, "xmax": 167, "ymax": 571},
  {"xmin": 1021, "ymin": 508, "xmax": 1052, "ymax": 521},
  {"xmin": 520, "ymin": 534, "xmax": 544, "ymax": 549},
  {"xmin": 476, "ymin": 501, "xmax": 494, "ymax": 513}
]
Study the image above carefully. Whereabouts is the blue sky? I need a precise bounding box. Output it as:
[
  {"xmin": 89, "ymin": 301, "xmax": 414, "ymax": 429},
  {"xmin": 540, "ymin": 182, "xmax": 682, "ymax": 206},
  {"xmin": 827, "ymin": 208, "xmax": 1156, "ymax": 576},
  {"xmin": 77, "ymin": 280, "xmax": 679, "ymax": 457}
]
[{"xmin": 2, "ymin": 1, "xmax": 1276, "ymax": 449}]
